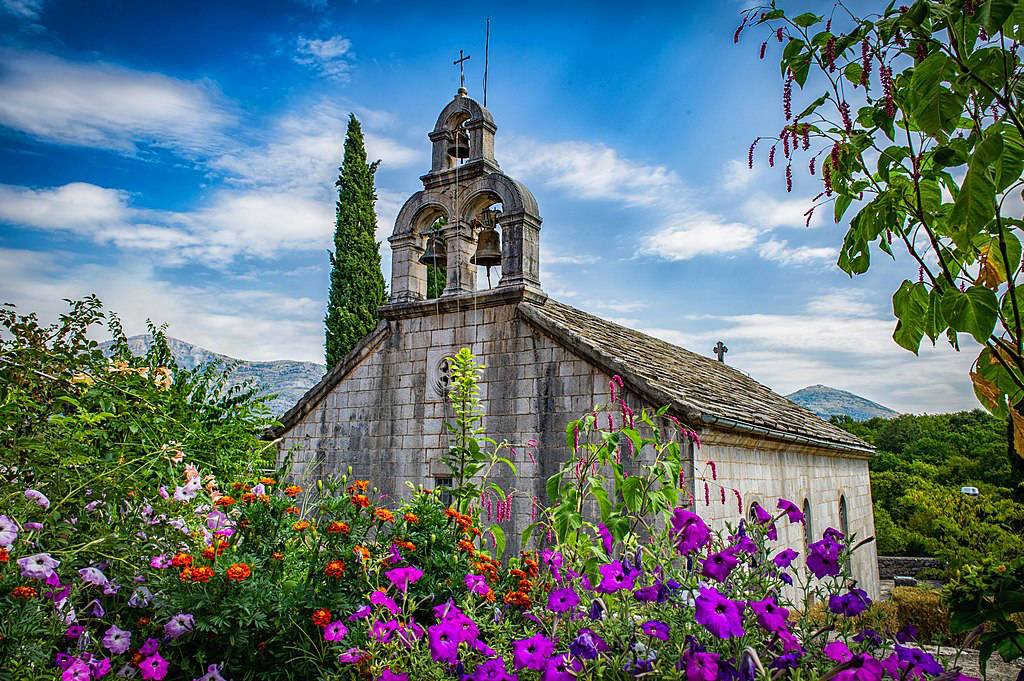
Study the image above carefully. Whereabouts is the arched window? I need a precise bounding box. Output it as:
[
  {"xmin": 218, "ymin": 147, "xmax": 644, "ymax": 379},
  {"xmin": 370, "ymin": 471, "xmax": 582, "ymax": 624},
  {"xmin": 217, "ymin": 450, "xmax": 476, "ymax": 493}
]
[
  {"xmin": 802, "ymin": 498, "xmax": 813, "ymax": 554},
  {"xmin": 838, "ymin": 495, "xmax": 849, "ymax": 538}
]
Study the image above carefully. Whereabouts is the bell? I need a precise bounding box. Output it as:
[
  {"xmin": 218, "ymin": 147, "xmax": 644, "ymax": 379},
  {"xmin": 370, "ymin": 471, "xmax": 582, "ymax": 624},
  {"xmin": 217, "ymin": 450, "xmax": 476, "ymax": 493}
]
[
  {"xmin": 419, "ymin": 232, "xmax": 447, "ymax": 267},
  {"xmin": 470, "ymin": 226, "xmax": 502, "ymax": 267},
  {"xmin": 447, "ymin": 130, "xmax": 470, "ymax": 159}
]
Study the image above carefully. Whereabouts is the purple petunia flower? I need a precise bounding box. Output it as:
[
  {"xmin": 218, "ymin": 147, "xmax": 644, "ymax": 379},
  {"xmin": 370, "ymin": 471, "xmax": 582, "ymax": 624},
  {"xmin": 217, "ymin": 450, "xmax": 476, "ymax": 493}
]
[
  {"xmin": 338, "ymin": 649, "xmax": 368, "ymax": 664},
  {"xmin": 79, "ymin": 567, "xmax": 109, "ymax": 588},
  {"xmin": 511, "ymin": 633, "xmax": 555, "ymax": 671},
  {"xmin": 18, "ymin": 552, "xmax": 59, "ymax": 580},
  {"xmin": 806, "ymin": 537, "xmax": 842, "ymax": 579},
  {"xmin": 588, "ymin": 598, "xmax": 606, "ymax": 620},
  {"xmin": 835, "ymin": 654, "xmax": 886, "ymax": 681},
  {"xmin": 828, "ymin": 588, "xmax": 872, "ymax": 617},
  {"xmin": 641, "ymin": 620, "xmax": 670, "ymax": 641},
  {"xmin": 542, "ymin": 653, "xmax": 580, "ymax": 681},
  {"xmin": 63, "ymin": 661, "xmax": 92, "ymax": 681},
  {"xmin": 64, "ymin": 624, "xmax": 84, "ymax": 640},
  {"xmin": 164, "ymin": 612, "xmax": 194, "ymax": 639},
  {"xmin": 427, "ymin": 619, "xmax": 464, "ymax": 664},
  {"xmin": 700, "ymin": 551, "xmax": 738, "ymax": 583},
  {"xmin": 596, "ymin": 561, "xmax": 638, "ymax": 593},
  {"xmin": 824, "ymin": 640, "xmax": 852, "ymax": 663},
  {"xmin": 103, "ymin": 625, "xmax": 131, "ymax": 655},
  {"xmin": 546, "ymin": 587, "xmax": 579, "ymax": 613},
  {"xmin": 751, "ymin": 502, "xmax": 772, "ymax": 524},
  {"xmin": 139, "ymin": 652, "xmax": 168, "ymax": 680},
  {"xmin": 150, "ymin": 554, "xmax": 171, "ymax": 569},
  {"xmin": 569, "ymin": 628, "xmax": 608, "ymax": 660},
  {"xmin": 465, "ymin": 657, "xmax": 517, "ymax": 681},
  {"xmin": 777, "ymin": 498, "xmax": 805, "ymax": 523},
  {"xmin": 731, "ymin": 536, "xmax": 757, "ymax": 554},
  {"xmin": 378, "ymin": 669, "xmax": 409, "ymax": 681},
  {"xmin": 895, "ymin": 624, "xmax": 918, "ymax": 643},
  {"xmin": 749, "ymin": 596, "xmax": 788, "ymax": 634},
  {"xmin": 25, "ymin": 489, "xmax": 50, "ymax": 509},
  {"xmin": 324, "ymin": 620, "xmax": 349, "ymax": 642},
  {"xmin": 773, "ymin": 548, "xmax": 798, "ymax": 568},
  {"xmin": 470, "ymin": 638, "xmax": 496, "ymax": 657},
  {"xmin": 465, "ymin": 574, "xmax": 490, "ymax": 595},
  {"xmin": 680, "ymin": 649, "xmax": 719, "ymax": 681},
  {"xmin": 0, "ymin": 515, "xmax": 18, "ymax": 547},
  {"xmin": 694, "ymin": 587, "xmax": 745, "ymax": 639},
  {"xmin": 385, "ymin": 566, "xmax": 424, "ymax": 594},
  {"xmin": 669, "ymin": 507, "xmax": 710, "ymax": 554},
  {"xmin": 597, "ymin": 523, "xmax": 613, "ymax": 554},
  {"xmin": 90, "ymin": 656, "xmax": 111, "ymax": 678},
  {"xmin": 348, "ymin": 605, "xmax": 372, "ymax": 621},
  {"xmin": 139, "ymin": 637, "xmax": 159, "ymax": 656},
  {"xmin": 891, "ymin": 645, "xmax": 944, "ymax": 677},
  {"xmin": 370, "ymin": 589, "xmax": 400, "ymax": 614},
  {"xmin": 24, "ymin": 521, "xmax": 43, "ymax": 532}
]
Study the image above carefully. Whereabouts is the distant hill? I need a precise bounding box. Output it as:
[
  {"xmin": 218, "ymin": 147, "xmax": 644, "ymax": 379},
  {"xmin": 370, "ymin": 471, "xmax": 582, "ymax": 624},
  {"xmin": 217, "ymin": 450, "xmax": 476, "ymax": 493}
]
[
  {"xmin": 786, "ymin": 384, "xmax": 899, "ymax": 421},
  {"xmin": 99, "ymin": 335, "xmax": 325, "ymax": 416}
]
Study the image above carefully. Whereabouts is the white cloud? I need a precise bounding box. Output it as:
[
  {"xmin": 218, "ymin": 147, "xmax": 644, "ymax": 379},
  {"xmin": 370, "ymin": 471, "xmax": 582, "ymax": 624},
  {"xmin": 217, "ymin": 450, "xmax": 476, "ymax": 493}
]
[
  {"xmin": 742, "ymin": 192, "xmax": 822, "ymax": 229},
  {"xmin": 720, "ymin": 159, "xmax": 759, "ymax": 191},
  {"xmin": 0, "ymin": 248, "xmax": 325, "ymax": 363},
  {"xmin": 757, "ymin": 239, "xmax": 836, "ymax": 267},
  {"xmin": 635, "ymin": 292, "xmax": 979, "ymax": 414},
  {"xmin": 639, "ymin": 218, "xmax": 761, "ymax": 260},
  {"xmin": 1, "ymin": 0, "xmax": 43, "ymax": 20},
  {"xmin": 0, "ymin": 49, "xmax": 232, "ymax": 155},
  {"xmin": 0, "ymin": 183, "xmax": 131, "ymax": 234},
  {"xmin": 294, "ymin": 35, "xmax": 354, "ymax": 82}
]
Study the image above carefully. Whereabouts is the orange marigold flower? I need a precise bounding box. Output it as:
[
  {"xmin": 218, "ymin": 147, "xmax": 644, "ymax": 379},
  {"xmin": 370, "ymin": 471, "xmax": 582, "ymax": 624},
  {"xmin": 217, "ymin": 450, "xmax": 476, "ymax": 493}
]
[
  {"xmin": 257, "ymin": 494, "xmax": 271, "ymax": 504},
  {"xmin": 324, "ymin": 560, "xmax": 346, "ymax": 577},
  {"xmin": 375, "ymin": 508, "xmax": 395, "ymax": 522},
  {"xmin": 178, "ymin": 567, "xmax": 194, "ymax": 582},
  {"xmin": 444, "ymin": 508, "xmax": 459, "ymax": 518},
  {"xmin": 327, "ymin": 521, "xmax": 350, "ymax": 534},
  {"xmin": 215, "ymin": 496, "xmax": 235, "ymax": 508},
  {"xmin": 238, "ymin": 519, "xmax": 252, "ymax": 529},
  {"xmin": 469, "ymin": 527, "xmax": 482, "ymax": 537},
  {"xmin": 353, "ymin": 480, "xmax": 369, "ymax": 492},
  {"xmin": 272, "ymin": 552, "xmax": 284, "ymax": 561},
  {"xmin": 518, "ymin": 579, "xmax": 533, "ymax": 591},
  {"xmin": 403, "ymin": 513, "xmax": 419, "ymax": 523},
  {"xmin": 11, "ymin": 586, "xmax": 37, "ymax": 599},
  {"xmin": 0, "ymin": 548, "xmax": 8, "ymax": 563},
  {"xmin": 398, "ymin": 540, "xmax": 416, "ymax": 552},
  {"xmin": 137, "ymin": 617, "xmax": 150, "ymax": 627},
  {"xmin": 456, "ymin": 516, "xmax": 472, "ymax": 529},
  {"xmin": 231, "ymin": 482, "xmax": 244, "ymax": 491},
  {"xmin": 183, "ymin": 566, "xmax": 213, "ymax": 583},
  {"xmin": 311, "ymin": 608, "xmax": 331, "ymax": 627},
  {"xmin": 293, "ymin": 521, "xmax": 310, "ymax": 531},
  {"xmin": 350, "ymin": 494, "xmax": 369, "ymax": 508},
  {"xmin": 457, "ymin": 540, "xmax": 475, "ymax": 554},
  {"xmin": 485, "ymin": 590, "xmax": 496, "ymax": 603},
  {"xmin": 285, "ymin": 506, "xmax": 301, "ymax": 515},
  {"xmin": 226, "ymin": 563, "xmax": 251, "ymax": 581},
  {"xmin": 509, "ymin": 569, "xmax": 527, "ymax": 580},
  {"xmin": 242, "ymin": 492, "xmax": 257, "ymax": 503},
  {"xmin": 171, "ymin": 553, "xmax": 193, "ymax": 568},
  {"xmin": 353, "ymin": 546, "xmax": 370, "ymax": 563},
  {"xmin": 284, "ymin": 485, "xmax": 302, "ymax": 497},
  {"xmin": 260, "ymin": 477, "xmax": 276, "ymax": 485},
  {"xmin": 202, "ymin": 546, "xmax": 216, "ymax": 561}
]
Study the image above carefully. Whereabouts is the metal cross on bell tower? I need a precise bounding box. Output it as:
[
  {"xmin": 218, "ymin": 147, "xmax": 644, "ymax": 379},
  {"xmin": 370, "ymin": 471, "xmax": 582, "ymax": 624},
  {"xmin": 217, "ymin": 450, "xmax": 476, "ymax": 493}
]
[
  {"xmin": 453, "ymin": 50, "xmax": 471, "ymax": 92},
  {"xmin": 713, "ymin": 341, "xmax": 729, "ymax": 363}
]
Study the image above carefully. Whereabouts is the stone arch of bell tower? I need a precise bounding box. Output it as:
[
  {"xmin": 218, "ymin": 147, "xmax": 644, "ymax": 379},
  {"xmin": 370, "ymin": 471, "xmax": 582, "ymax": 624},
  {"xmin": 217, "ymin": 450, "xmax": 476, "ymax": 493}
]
[{"xmin": 388, "ymin": 88, "xmax": 543, "ymax": 303}]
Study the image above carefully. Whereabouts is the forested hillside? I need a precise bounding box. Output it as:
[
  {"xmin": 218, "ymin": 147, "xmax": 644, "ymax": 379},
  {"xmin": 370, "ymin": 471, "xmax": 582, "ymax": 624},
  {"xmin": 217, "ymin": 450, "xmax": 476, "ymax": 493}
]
[{"xmin": 833, "ymin": 411, "xmax": 1024, "ymax": 570}]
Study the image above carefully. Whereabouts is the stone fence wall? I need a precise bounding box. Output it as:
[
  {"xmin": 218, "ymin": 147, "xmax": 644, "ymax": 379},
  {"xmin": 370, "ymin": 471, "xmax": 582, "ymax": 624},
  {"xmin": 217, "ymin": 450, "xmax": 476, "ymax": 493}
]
[{"xmin": 877, "ymin": 556, "xmax": 944, "ymax": 579}]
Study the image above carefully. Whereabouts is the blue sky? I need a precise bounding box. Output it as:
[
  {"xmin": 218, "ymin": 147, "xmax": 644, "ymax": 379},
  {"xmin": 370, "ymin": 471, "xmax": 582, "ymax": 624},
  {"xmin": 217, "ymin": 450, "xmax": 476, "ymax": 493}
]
[{"xmin": 0, "ymin": 0, "xmax": 979, "ymax": 413}]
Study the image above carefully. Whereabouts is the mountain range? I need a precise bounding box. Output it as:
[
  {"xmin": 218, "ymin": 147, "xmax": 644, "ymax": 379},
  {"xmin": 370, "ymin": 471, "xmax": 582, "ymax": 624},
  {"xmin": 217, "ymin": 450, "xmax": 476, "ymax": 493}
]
[
  {"xmin": 100, "ymin": 336, "xmax": 899, "ymax": 421},
  {"xmin": 99, "ymin": 335, "xmax": 326, "ymax": 416},
  {"xmin": 785, "ymin": 384, "xmax": 899, "ymax": 421}
]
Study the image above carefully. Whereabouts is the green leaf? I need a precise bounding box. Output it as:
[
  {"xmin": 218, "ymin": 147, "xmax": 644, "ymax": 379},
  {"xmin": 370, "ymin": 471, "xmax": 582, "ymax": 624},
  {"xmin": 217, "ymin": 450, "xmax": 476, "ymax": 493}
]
[
  {"xmin": 844, "ymin": 62, "xmax": 863, "ymax": 85},
  {"xmin": 591, "ymin": 485, "xmax": 612, "ymax": 522},
  {"xmin": 940, "ymin": 285, "xmax": 999, "ymax": 343},
  {"xmin": 489, "ymin": 523, "xmax": 506, "ymax": 557},
  {"xmin": 795, "ymin": 91, "xmax": 830, "ymax": 120},
  {"xmin": 995, "ymin": 127, "xmax": 1024, "ymax": 193},
  {"xmin": 546, "ymin": 471, "xmax": 563, "ymax": 504},
  {"xmin": 977, "ymin": 0, "xmax": 1018, "ymax": 35},
  {"xmin": 911, "ymin": 53, "xmax": 963, "ymax": 135},
  {"xmin": 792, "ymin": 12, "xmax": 823, "ymax": 27},
  {"xmin": 951, "ymin": 134, "xmax": 1001, "ymax": 236},
  {"xmin": 924, "ymin": 287, "xmax": 947, "ymax": 342},
  {"xmin": 892, "ymin": 280, "xmax": 930, "ymax": 353},
  {"xmin": 835, "ymin": 194, "xmax": 854, "ymax": 222},
  {"xmin": 621, "ymin": 476, "xmax": 642, "ymax": 512}
]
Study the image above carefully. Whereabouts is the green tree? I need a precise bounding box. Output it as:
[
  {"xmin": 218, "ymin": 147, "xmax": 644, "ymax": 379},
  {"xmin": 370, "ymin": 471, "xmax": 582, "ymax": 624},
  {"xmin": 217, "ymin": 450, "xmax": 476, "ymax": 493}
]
[{"xmin": 325, "ymin": 114, "xmax": 386, "ymax": 367}]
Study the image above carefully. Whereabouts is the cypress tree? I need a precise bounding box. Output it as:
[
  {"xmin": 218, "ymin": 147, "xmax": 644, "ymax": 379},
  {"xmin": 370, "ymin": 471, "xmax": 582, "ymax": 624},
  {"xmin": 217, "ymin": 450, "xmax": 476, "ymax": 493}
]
[{"xmin": 325, "ymin": 114, "xmax": 386, "ymax": 367}]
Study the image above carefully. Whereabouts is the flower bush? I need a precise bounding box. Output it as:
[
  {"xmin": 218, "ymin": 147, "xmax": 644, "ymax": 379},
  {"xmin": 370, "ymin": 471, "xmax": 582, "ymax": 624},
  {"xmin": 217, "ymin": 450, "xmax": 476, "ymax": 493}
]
[{"xmin": 0, "ymin": 300, "xmax": 988, "ymax": 679}]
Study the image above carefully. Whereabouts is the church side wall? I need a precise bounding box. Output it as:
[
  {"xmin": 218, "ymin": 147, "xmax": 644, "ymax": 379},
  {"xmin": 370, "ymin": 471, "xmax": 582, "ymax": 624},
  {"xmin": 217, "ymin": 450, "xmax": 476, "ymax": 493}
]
[
  {"xmin": 276, "ymin": 301, "xmax": 618, "ymax": 551},
  {"xmin": 696, "ymin": 435, "xmax": 880, "ymax": 599}
]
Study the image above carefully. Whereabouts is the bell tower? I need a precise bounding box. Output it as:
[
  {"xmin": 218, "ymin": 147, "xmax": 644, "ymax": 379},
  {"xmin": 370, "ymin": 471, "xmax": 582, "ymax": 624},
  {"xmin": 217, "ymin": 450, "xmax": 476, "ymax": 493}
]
[{"xmin": 388, "ymin": 87, "xmax": 543, "ymax": 303}]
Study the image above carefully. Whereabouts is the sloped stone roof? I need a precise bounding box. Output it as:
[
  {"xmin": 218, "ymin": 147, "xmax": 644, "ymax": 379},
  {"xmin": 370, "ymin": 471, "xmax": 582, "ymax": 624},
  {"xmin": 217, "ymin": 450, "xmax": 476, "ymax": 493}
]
[{"xmin": 518, "ymin": 298, "xmax": 871, "ymax": 454}]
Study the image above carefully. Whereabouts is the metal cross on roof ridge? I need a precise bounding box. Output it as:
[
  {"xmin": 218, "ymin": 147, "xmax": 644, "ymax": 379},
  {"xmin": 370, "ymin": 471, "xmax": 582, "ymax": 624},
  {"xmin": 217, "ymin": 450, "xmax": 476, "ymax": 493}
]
[
  {"xmin": 453, "ymin": 49, "xmax": 471, "ymax": 89},
  {"xmin": 713, "ymin": 341, "xmax": 728, "ymax": 363}
]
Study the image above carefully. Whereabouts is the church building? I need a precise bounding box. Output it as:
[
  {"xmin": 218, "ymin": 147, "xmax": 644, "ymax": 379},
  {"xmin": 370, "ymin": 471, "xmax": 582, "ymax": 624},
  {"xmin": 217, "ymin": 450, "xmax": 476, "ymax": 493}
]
[{"xmin": 270, "ymin": 87, "xmax": 880, "ymax": 597}]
